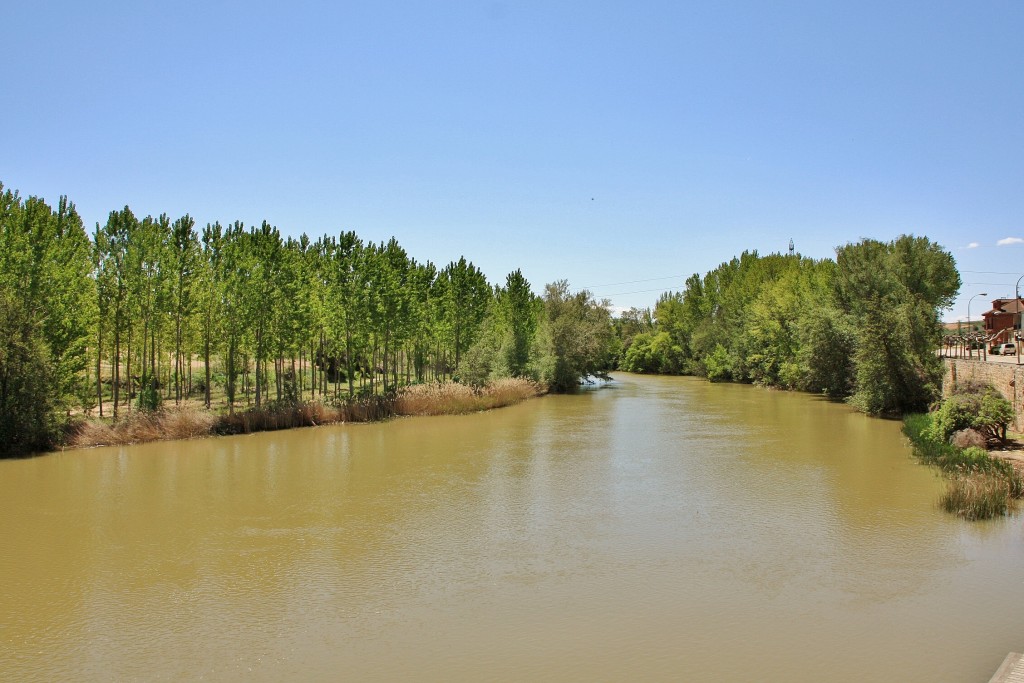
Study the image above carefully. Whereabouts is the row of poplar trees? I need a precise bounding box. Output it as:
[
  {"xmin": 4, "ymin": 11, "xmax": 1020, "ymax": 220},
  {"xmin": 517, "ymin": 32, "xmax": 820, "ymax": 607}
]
[{"xmin": 2, "ymin": 182, "xmax": 614, "ymax": 455}]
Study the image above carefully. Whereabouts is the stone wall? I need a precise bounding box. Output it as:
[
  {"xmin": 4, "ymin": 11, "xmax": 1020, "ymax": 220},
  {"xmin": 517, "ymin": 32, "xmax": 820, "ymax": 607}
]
[{"xmin": 942, "ymin": 358, "xmax": 1024, "ymax": 431}]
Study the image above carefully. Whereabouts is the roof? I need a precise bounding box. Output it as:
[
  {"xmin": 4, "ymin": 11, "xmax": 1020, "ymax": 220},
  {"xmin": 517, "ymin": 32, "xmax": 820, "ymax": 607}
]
[{"xmin": 983, "ymin": 298, "xmax": 1024, "ymax": 316}]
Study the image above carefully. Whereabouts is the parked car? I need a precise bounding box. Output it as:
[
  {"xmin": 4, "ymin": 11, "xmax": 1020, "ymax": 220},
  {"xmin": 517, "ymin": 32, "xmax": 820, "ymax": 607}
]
[
  {"xmin": 1000, "ymin": 343, "xmax": 1017, "ymax": 356},
  {"xmin": 989, "ymin": 344, "xmax": 1001, "ymax": 355}
]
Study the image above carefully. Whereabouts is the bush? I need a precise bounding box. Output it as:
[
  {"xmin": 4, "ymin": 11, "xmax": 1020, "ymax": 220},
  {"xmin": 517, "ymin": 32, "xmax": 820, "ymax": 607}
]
[
  {"xmin": 705, "ymin": 344, "xmax": 733, "ymax": 382},
  {"xmin": 928, "ymin": 387, "xmax": 1012, "ymax": 446},
  {"xmin": 137, "ymin": 379, "xmax": 162, "ymax": 413}
]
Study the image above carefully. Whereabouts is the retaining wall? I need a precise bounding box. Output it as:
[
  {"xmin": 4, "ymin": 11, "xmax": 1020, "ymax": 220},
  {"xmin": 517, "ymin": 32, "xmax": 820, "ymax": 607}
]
[{"xmin": 942, "ymin": 358, "xmax": 1024, "ymax": 432}]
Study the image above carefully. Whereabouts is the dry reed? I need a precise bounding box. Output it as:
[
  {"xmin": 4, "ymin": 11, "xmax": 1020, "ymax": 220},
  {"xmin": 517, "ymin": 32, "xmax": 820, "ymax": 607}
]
[
  {"xmin": 395, "ymin": 378, "xmax": 544, "ymax": 416},
  {"xmin": 71, "ymin": 407, "xmax": 219, "ymax": 447},
  {"xmin": 66, "ymin": 378, "xmax": 543, "ymax": 450}
]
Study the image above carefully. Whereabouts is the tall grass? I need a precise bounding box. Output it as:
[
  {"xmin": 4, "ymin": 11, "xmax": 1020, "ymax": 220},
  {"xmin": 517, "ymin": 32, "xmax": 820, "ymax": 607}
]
[
  {"xmin": 941, "ymin": 474, "xmax": 1014, "ymax": 520},
  {"xmin": 72, "ymin": 407, "xmax": 219, "ymax": 447},
  {"xmin": 66, "ymin": 378, "xmax": 545, "ymax": 449},
  {"xmin": 214, "ymin": 395, "xmax": 396, "ymax": 435},
  {"xmin": 903, "ymin": 412, "xmax": 1023, "ymax": 519},
  {"xmin": 395, "ymin": 378, "xmax": 544, "ymax": 416}
]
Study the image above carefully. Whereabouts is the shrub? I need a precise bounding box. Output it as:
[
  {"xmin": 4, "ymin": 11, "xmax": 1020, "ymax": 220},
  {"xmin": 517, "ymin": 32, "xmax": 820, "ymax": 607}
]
[
  {"xmin": 137, "ymin": 380, "xmax": 162, "ymax": 413},
  {"xmin": 705, "ymin": 344, "xmax": 733, "ymax": 382},
  {"xmin": 928, "ymin": 387, "xmax": 1013, "ymax": 446}
]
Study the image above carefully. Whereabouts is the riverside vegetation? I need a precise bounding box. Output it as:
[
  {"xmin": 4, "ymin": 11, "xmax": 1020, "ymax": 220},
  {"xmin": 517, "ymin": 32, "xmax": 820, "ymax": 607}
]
[
  {"xmin": 0, "ymin": 182, "xmax": 612, "ymax": 456},
  {"xmin": 902, "ymin": 384, "xmax": 1023, "ymax": 520},
  {"xmin": 613, "ymin": 236, "xmax": 961, "ymax": 415}
]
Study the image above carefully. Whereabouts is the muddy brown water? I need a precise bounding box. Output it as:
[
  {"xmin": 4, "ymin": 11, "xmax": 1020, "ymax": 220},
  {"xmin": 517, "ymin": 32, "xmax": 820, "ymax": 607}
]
[{"xmin": 2, "ymin": 373, "xmax": 1022, "ymax": 681}]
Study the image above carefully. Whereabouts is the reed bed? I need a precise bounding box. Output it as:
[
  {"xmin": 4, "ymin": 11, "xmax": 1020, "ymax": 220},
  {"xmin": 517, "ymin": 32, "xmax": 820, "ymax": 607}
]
[
  {"xmin": 395, "ymin": 378, "xmax": 544, "ymax": 416},
  {"xmin": 67, "ymin": 379, "xmax": 544, "ymax": 449},
  {"xmin": 214, "ymin": 395, "xmax": 396, "ymax": 435},
  {"xmin": 941, "ymin": 474, "xmax": 1014, "ymax": 520},
  {"xmin": 72, "ymin": 407, "xmax": 219, "ymax": 447}
]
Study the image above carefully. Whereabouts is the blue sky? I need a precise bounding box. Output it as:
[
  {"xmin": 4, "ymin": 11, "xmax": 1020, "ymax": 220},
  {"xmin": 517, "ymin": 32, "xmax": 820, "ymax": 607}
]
[{"xmin": 3, "ymin": 1, "xmax": 1022, "ymax": 321}]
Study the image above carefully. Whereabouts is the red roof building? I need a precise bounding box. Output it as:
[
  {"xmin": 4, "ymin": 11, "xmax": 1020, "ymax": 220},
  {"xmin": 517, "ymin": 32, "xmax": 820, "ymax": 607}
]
[{"xmin": 982, "ymin": 298, "xmax": 1024, "ymax": 340}]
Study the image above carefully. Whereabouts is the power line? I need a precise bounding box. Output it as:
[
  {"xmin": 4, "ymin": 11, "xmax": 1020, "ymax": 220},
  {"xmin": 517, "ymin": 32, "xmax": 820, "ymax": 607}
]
[
  {"xmin": 583, "ymin": 274, "xmax": 688, "ymax": 289},
  {"xmin": 599, "ymin": 286, "xmax": 683, "ymax": 297}
]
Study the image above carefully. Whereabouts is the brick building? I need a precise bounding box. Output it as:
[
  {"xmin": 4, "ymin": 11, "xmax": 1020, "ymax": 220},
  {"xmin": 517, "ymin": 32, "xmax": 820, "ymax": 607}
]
[{"xmin": 982, "ymin": 298, "xmax": 1024, "ymax": 341}]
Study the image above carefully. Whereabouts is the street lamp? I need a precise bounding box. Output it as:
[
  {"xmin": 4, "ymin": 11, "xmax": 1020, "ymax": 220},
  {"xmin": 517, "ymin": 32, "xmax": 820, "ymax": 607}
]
[
  {"xmin": 1015, "ymin": 274, "xmax": 1024, "ymax": 331},
  {"xmin": 968, "ymin": 292, "xmax": 987, "ymax": 359}
]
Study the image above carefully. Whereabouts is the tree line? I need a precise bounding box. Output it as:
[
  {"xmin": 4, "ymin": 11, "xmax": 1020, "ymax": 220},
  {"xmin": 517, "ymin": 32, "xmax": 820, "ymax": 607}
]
[
  {"xmin": 615, "ymin": 236, "xmax": 961, "ymax": 415},
  {"xmin": 1, "ymin": 179, "xmax": 961, "ymax": 457},
  {"xmin": 0, "ymin": 182, "xmax": 614, "ymax": 456}
]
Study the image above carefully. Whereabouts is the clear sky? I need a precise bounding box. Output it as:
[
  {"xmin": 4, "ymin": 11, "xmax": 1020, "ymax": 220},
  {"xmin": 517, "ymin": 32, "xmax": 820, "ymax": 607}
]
[{"xmin": 3, "ymin": 1, "xmax": 1021, "ymax": 322}]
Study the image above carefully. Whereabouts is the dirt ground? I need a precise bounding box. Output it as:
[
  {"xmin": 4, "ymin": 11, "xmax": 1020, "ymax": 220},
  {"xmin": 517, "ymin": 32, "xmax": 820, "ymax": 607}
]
[{"xmin": 991, "ymin": 435, "xmax": 1024, "ymax": 475}]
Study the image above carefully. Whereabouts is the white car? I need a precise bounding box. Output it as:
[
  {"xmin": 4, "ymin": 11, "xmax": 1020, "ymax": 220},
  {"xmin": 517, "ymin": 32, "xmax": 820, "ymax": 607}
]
[{"xmin": 999, "ymin": 343, "xmax": 1017, "ymax": 356}]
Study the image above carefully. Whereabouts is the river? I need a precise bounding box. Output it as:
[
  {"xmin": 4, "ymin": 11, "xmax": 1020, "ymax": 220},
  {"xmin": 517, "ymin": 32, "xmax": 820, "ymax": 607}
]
[{"xmin": 1, "ymin": 373, "xmax": 1022, "ymax": 681}]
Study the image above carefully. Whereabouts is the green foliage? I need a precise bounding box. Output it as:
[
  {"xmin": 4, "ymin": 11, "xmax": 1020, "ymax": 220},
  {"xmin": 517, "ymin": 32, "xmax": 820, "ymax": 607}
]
[
  {"xmin": 704, "ymin": 343, "xmax": 733, "ymax": 382},
  {"xmin": 622, "ymin": 331, "xmax": 685, "ymax": 374},
  {"xmin": 609, "ymin": 235, "xmax": 958, "ymax": 418},
  {"xmin": 137, "ymin": 380, "xmax": 162, "ymax": 413},
  {"xmin": 539, "ymin": 281, "xmax": 614, "ymax": 392},
  {"xmin": 903, "ymin": 413, "xmax": 1020, "ymax": 483},
  {"xmin": 460, "ymin": 316, "xmax": 502, "ymax": 387},
  {"xmin": 976, "ymin": 390, "xmax": 1014, "ymax": 444},
  {"xmin": 495, "ymin": 269, "xmax": 539, "ymax": 378},
  {"xmin": 800, "ymin": 304, "xmax": 855, "ymax": 397},
  {"xmin": 927, "ymin": 395, "xmax": 977, "ymax": 442},
  {"xmin": 837, "ymin": 235, "xmax": 959, "ymax": 415},
  {"xmin": 0, "ymin": 186, "xmax": 94, "ymax": 456},
  {"xmin": 928, "ymin": 387, "xmax": 1013, "ymax": 445},
  {"xmin": 903, "ymin": 412, "xmax": 1021, "ymax": 520}
]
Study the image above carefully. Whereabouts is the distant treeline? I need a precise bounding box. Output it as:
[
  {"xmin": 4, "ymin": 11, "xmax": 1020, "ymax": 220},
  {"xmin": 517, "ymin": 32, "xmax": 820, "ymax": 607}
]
[
  {"xmin": 614, "ymin": 236, "xmax": 960, "ymax": 414},
  {"xmin": 0, "ymin": 182, "xmax": 613, "ymax": 456}
]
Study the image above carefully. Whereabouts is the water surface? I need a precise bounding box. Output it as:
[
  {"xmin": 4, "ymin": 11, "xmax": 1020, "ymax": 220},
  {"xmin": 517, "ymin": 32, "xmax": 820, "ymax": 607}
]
[{"xmin": 2, "ymin": 374, "xmax": 1022, "ymax": 681}]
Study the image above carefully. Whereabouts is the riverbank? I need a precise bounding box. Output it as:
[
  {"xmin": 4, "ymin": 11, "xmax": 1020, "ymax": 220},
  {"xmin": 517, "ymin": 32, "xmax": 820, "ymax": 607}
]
[
  {"xmin": 66, "ymin": 378, "xmax": 545, "ymax": 451},
  {"xmin": 902, "ymin": 413, "xmax": 1024, "ymax": 519}
]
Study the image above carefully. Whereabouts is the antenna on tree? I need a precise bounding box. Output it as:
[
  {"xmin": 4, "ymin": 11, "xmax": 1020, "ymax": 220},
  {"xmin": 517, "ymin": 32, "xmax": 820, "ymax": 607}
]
[{"xmin": 788, "ymin": 238, "xmax": 795, "ymax": 256}]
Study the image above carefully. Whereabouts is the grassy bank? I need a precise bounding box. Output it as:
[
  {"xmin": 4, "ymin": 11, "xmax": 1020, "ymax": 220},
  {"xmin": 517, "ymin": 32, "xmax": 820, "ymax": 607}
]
[
  {"xmin": 68, "ymin": 378, "xmax": 545, "ymax": 450},
  {"xmin": 902, "ymin": 413, "xmax": 1023, "ymax": 520}
]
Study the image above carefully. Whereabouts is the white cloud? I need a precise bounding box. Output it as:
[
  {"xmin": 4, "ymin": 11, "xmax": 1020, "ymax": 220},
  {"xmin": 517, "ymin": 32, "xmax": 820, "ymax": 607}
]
[
  {"xmin": 966, "ymin": 242, "xmax": 980, "ymax": 249},
  {"xmin": 997, "ymin": 237, "xmax": 1024, "ymax": 246}
]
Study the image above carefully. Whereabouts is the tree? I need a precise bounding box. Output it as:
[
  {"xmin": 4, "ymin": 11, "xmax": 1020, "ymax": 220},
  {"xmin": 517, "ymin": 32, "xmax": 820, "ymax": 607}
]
[
  {"xmin": 539, "ymin": 281, "xmax": 614, "ymax": 392},
  {"xmin": 169, "ymin": 215, "xmax": 199, "ymax": 404},
  {"xmin": 835, "ymin": 235, "xmax": 960, "ymax": 414},
  {"xmin": 0, "ymin": 186, "xmax": 94, "ymax": 455},
  {"xmin": 439, "ymin": 257, "xmax": 491, "ymax": 375},
  {"xmin": 495, "ymin": 269, "xmax": 539, "ymax": 378}
]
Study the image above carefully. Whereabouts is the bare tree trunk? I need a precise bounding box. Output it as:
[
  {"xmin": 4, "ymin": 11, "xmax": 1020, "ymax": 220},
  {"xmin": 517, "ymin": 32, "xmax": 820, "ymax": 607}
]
[
  {"xmin": 204, "ymin": 327, "xmax": 211, "ymax": 409},
  {"xmin": 97, "ymin": 326, "xmax": 103, "ymax": 418},
  {"xmin": 114, "ymin": 330, "xmax": 121, "ymax": 419},
  {"xmin": 125, "ymin": 327, "xmax": 132, "ymax": 414}
]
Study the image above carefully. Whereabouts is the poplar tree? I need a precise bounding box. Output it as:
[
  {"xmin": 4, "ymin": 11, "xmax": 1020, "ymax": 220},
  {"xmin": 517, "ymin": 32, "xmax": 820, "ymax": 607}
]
[{"xmin": 0, "ymin": 186, "xmax": 94, "ymax": 455}]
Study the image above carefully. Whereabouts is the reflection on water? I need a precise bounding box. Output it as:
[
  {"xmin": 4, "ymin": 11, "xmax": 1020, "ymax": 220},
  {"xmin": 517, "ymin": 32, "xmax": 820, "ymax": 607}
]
[{"xmin": 1, "ymin": 374, "xmax": 1022, "ymax": 681}]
